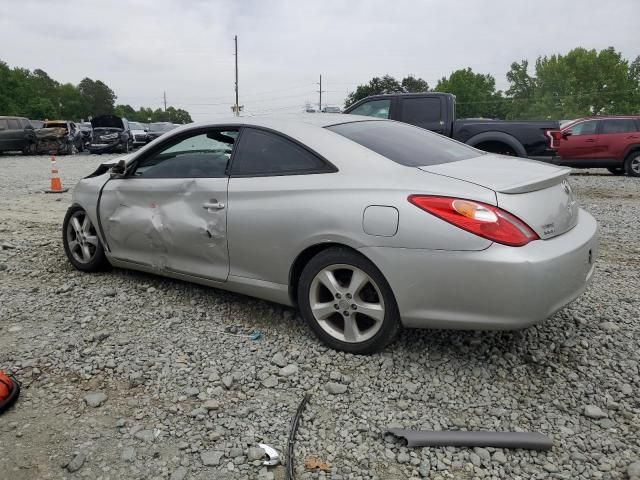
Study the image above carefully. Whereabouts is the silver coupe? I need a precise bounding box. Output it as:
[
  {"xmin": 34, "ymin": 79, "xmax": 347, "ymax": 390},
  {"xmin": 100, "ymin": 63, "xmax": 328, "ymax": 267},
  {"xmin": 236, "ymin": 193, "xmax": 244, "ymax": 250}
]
[{"xmin": 63, "ymin": 114, "xmax": 598, "ymax": 353}]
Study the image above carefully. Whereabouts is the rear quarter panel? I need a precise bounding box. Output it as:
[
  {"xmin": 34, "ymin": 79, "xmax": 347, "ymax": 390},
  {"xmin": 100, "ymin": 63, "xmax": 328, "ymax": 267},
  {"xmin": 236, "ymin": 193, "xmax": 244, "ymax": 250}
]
[{"xmin": 226, "ymin": 133, "xmax": 495, "ymax": 286}]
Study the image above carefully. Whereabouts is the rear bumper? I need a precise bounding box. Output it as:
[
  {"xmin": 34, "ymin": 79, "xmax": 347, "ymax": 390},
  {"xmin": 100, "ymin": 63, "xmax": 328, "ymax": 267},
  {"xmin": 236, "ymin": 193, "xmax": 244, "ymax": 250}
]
[{"xmin": 359, "ymin": 209, "xmax": 598, "ymax": 330}]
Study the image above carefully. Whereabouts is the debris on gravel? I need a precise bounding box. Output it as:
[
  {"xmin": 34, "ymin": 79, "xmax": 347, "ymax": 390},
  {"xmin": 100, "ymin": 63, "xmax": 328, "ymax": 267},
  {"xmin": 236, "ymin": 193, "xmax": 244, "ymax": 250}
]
[{"xmin": 0, "ymin": 157, "xmax": 639, "ymax": 479}]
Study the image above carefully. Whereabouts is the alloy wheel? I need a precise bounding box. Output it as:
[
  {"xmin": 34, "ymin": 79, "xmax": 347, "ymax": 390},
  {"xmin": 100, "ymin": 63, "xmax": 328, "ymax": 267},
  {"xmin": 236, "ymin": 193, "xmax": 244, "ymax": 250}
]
[
  {"xmin": 66, "ymin": 210, "xmax": 100, "ymax": 264},
  {"xmin": 308, "ymin": 264, "xmax": 385, "ymax": 343},
  {"xmin": 631, "ymin": 155, "xmax": 640, "ymax": 175}
]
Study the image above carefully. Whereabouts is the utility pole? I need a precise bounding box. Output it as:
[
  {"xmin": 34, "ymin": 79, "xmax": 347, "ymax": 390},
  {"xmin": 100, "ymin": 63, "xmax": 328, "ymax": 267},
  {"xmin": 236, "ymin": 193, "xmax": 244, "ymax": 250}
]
[
  {"xmin": 163, "ymin": 91, "xmax": 167, "ymax": 111},
  {"xmin": 317, "ymin": 75, "xmax": 325, "ymax": 112},
  {"xmin": 234, "ymin": 35, "xmax": 239, "ymax": 117}
]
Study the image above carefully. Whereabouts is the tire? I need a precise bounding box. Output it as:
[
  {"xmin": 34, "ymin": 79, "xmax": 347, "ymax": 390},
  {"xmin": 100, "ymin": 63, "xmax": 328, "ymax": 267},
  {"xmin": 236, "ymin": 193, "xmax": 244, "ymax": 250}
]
[
  {"xmin": 297, "ymin": 247, "xmax": 400, "ymax": 354},
  {"xmin": 62, "ymin": 206, "xmax": 108, "ymax": 272},
  {"xmin": 624, "ymin": 151, "xmax": 640, "ymax": 177},
  {"xmin": 67, "ymin": 142, "xmax": 78, "ymax": 155},
  {"xmin": 607, "ymin": 167, "xmax": 625, "ymax": 175}
]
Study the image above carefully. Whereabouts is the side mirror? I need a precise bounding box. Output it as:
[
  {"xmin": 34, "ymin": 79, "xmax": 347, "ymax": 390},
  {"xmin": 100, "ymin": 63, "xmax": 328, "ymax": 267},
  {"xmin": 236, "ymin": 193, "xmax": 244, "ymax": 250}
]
[
  {"xmin": 110, "ymin": 159, "xmax": 127, "ymax": 178},
  {"xmin": 562, "ymin": 131, "xmax": 572, "ymax": 138}
]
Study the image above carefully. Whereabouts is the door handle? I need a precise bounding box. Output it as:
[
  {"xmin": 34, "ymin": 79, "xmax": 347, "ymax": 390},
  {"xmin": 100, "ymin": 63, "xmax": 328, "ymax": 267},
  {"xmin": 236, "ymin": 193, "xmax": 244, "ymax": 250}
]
[{"xmin": 202, "ymin": 201, "xmax": 225, "ymax": 210}]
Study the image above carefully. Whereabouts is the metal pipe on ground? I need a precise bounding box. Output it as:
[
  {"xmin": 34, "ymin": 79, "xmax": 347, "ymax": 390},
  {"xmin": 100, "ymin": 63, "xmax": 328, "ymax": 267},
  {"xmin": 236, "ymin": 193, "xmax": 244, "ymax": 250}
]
[{"xmin": 385, "ymin": 428, "xmax": 553, "ymax": 451}]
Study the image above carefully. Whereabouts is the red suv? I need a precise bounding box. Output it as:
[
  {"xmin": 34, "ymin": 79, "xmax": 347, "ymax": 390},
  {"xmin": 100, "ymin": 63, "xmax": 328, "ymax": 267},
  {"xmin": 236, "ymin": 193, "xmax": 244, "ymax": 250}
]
[{"xmin": 548, "ymin": 116, "xmax": 640, "ymax": 177}]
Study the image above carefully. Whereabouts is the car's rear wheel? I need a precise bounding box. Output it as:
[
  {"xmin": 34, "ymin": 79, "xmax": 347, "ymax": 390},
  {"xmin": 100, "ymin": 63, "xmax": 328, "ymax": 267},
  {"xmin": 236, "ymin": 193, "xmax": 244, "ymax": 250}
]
[
  {"xmin": 62, "ymin": 206, "xmax": 108, "ymax": 272},
  {"xmin": 298, "ymin": 248, "xmax": 400, "ymax": 354},
  {"xmin": 607, "ymin": 167, "xmax": 625, "ymax": 175},
  {"xmin": 624, "ymin": 152, "xmax": 640, "ymax": 177}
]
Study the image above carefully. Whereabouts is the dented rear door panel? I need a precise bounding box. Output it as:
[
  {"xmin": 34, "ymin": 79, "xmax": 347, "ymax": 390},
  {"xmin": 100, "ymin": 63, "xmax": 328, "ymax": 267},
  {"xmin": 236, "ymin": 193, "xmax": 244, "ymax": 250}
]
[{"xmin": 99, "ymin": 177, "xmax": 229, "ymax": 281}]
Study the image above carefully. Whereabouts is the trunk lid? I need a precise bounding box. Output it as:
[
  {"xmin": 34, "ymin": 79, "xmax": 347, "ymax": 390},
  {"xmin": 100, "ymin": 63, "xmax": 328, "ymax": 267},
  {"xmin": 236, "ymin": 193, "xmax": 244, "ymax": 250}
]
[
  {"xmin": 91, "ymin": 115, "xmax": 125, "ymax": 130},
  {"xmin": 419, "ymin": 155, "xmax": 578, "ymax": 240}
]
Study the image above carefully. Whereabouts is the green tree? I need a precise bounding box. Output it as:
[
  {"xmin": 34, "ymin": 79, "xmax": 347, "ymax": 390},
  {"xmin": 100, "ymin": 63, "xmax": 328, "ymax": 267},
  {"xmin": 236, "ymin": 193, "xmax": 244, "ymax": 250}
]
[
  {"xmin": 401, "ymin": 75, "xmax": 429, "ymax": 93},
  {"xmin": 344, "ymin": 74, "xmax": 430, "ymax": 107},
  {"xmin": 166, "ymin": 106, "xmax": 192, "ymax": 123},
  {"xmin": 434, "ymin": 68, "xmax": 505, "ymax": 118},
  {"xmin": 344, "ymin": 75, "xmax": 403, "ymax": 107},
  {"xmin": 114, "ymin": 104, "xmax": 138, "ymax": 120},
  {"xmin": 58, "ymin": 83, "xmax": 86, "ymax": 120},
  {"xmin": 506, "ymin": 47, "xmax": 640, "ymax": 119},
  {"xmin": 78, "ymin": 77, "xmax": 116, "ymax": 117}
]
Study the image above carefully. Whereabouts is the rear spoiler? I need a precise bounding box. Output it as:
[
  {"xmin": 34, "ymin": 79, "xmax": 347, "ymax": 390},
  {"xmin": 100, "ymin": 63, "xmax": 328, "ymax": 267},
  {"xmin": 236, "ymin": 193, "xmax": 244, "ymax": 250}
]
[{"xmin": 498, "ymin": 168, "xmax": 570, "ymax": 194}]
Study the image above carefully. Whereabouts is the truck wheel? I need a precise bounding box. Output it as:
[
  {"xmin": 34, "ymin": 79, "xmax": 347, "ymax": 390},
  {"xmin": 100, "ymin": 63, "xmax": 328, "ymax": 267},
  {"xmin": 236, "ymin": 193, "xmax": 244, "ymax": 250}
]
[
  {"xmin": 297, "ymin": 247, "xmax": 401, "ymax": 354},
  {"xmin": 624, "ymin": 152, "xmax": 640, "ymax": 177}
]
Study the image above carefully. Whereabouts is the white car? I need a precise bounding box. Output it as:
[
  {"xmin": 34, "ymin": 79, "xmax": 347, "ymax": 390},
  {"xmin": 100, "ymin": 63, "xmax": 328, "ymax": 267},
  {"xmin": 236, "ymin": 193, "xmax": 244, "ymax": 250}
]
[{"xmin": 129, "ymin": 122, "xmax": 148, "ymax": 147}]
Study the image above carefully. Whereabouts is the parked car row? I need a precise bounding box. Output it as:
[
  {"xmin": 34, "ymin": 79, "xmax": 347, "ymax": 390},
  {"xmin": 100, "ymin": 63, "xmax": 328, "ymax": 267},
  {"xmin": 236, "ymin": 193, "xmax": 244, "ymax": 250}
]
[
  {"xmin": 346, "ymin": 93, "xmax": 640, "ymax": 177},
  {"xmin": 0, "ymin": 115, "xmax": 180, "ymax": 155}
]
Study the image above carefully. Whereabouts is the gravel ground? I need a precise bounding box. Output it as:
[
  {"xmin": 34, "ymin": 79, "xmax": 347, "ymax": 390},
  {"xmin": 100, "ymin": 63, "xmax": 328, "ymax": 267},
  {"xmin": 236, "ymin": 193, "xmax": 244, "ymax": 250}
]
[{"xmin": 0, "ymin": 153, "xmax": 638, "ymax": 480}]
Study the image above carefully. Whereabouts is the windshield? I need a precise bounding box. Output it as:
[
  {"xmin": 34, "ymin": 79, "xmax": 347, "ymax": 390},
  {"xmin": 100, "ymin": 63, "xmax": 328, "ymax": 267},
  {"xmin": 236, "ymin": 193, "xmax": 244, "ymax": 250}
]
[
  {"xmin": 43, "ymin": 122, "xmax": 67, "ymax": 129},
  {"xmin": 327, "ymin": 120, "xmax": 483, "ymax": 167},
  {"xmin": 129, "ymin": 122, "xmax": 144, "ymax": 130},
  {"xmin": 150, "ymin": 123, "xmax": 174, "ymax": 132}
]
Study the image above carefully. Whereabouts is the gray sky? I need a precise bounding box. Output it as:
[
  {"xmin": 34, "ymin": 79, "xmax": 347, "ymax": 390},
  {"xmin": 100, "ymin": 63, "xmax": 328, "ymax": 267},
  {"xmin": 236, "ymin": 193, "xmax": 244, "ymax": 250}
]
[{"xmin": 1, "ymin": 0, "xmax": 637, "ymax": 121}]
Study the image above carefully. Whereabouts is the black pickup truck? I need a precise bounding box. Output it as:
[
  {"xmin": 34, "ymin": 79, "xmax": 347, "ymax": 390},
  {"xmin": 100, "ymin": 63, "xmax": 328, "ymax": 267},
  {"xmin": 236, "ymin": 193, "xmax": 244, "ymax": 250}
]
[{"xmin": 343, "ymin": 93, "xmax": 558, "ymax": 160}]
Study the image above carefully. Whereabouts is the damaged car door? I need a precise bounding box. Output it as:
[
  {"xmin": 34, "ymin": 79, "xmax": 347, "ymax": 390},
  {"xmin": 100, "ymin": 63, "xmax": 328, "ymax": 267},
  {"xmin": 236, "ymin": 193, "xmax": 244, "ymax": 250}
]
[{"xmin": 98, "ymin": 129, "xmax": 236, "ymax": 281}]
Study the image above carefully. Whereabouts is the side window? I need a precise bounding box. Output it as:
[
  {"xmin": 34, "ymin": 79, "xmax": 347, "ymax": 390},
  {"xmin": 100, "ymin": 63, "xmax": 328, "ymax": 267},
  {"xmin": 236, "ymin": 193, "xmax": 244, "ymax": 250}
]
[
  {"xmin": 7, "ymin": 119, "xmax": 20, "ymax": 129},
  {"xmin": 401, "ymin": 97, "xmax": 441, "ymax": 124},
  {"xmin": 348, "ymin": 99, "xmax": 391, "ymax": 119},
  {"xmin": 568, "ymin": 121, "xmax": 598, "ymax": 136},
  {"xmin": 231, "ymin": 128, "xmax": 331, "ymax": 176},
  {"xmin": 20, "ymin": 118, "xmax": 32, "ymax": 128},
  {"xmin": 0, "ymin": 119, "xmax": 8, "ymax": 130},
  {"xmin": 133, "ymin": 130, "xmax": 237, "ymax": 178},
  {"xmin": 601, "ymin": 119, "xmax": 638, "ymax": 134}
]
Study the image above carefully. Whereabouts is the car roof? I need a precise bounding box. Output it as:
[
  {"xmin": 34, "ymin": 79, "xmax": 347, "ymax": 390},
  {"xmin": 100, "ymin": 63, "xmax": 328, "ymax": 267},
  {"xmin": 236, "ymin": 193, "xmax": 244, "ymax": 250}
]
[
  {"xmin": 181, "ymin": 113, "xmax": 385, "ymax": 131},
  {"xmin": 562, "ymin": 115, "xmax": 640, "ymax": 129}
]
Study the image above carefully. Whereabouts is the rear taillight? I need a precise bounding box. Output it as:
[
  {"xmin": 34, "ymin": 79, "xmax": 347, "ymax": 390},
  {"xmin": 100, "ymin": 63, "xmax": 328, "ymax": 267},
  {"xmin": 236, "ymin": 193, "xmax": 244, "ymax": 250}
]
[
  {"xmin": 546, "ymin": 130, "xmax": 562, "ymax": 149},
  {"xmin": 408, "ymin": 195, "xmax": 539, "ymax": 247}
]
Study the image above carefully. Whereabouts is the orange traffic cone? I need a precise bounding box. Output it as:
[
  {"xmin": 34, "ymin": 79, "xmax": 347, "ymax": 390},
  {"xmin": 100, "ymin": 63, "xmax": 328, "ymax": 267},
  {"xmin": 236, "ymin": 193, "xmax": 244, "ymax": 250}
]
[{"xmin": 45, "ymin": 154, "xmax": 69, "ymax": 193}]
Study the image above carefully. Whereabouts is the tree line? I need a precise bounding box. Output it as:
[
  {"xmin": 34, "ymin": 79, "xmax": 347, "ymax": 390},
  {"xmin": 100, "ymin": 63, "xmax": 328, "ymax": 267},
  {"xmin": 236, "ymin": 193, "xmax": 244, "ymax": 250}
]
[
  {"xmin": 0, "ymin": 60, "xmax": 193, "ymax": 123},
  {"xmin": 345, "ymin": 47, "xmax": 640, "ymax": 120}
]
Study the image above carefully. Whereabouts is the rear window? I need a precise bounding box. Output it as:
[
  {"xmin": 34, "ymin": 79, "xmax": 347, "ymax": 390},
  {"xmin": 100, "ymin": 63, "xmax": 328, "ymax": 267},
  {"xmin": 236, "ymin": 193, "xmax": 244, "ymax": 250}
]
[
  {"xmin": 401, "ymin": 97, "xmax": 442, "ymax": 124},
  {"xmin": 326, "ymin": 120, "xmax": 482, "ymax": 166},
  {"xmin": 601, "ymin": 119, "xmax": 638, "ymax": 134}
]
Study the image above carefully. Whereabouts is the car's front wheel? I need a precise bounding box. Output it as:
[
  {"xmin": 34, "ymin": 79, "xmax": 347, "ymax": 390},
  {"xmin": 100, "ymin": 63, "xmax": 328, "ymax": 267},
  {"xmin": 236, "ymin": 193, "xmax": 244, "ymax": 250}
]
[
  {"xmin": 298, "ymin": 248, "xmax": 400, "ymax": 354},
  {"xmin": 62, "ymin": 206, "xmax": 108, "ymax": 272},
  {"xmin": 624, "ymin": 151, "xmax": 640, "ymax": 177}
]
